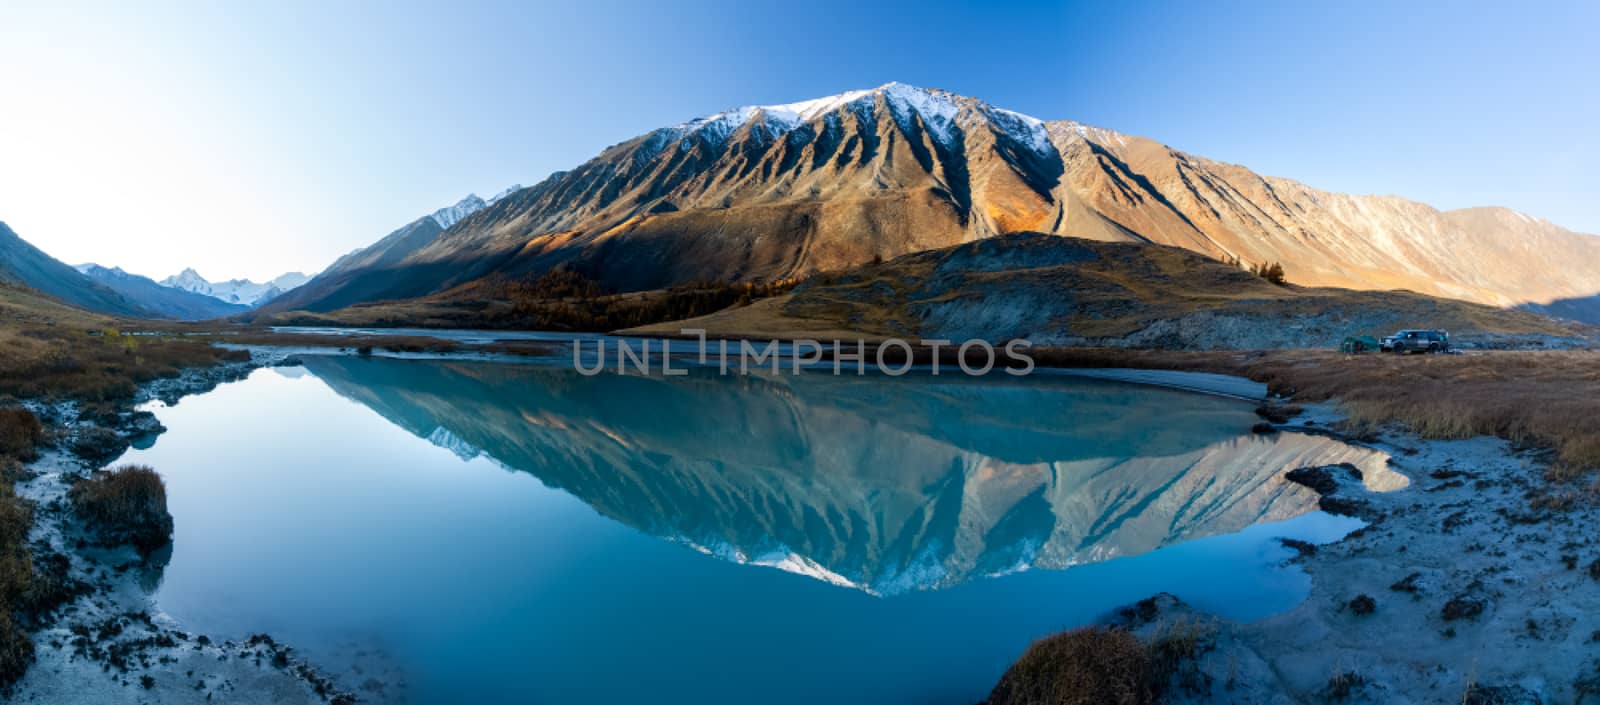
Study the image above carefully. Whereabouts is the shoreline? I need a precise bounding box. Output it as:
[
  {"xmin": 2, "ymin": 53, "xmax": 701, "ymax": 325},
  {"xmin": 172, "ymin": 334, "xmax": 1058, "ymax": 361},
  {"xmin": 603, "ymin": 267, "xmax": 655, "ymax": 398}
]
[
  {"xmin": 1039, "ymin": 367, "xmax": 1269, "ymax": 402},
  {"xmin": 9, "ymin": 340, "xmax": 1596, "ymax": 703},
  {"xmin": 1020, "ymin": 401, "xmax": 1600, "ymax": 705},
  {"xmin": 7, "ymin": 350, "xmax": 380, "ymax": 705}
]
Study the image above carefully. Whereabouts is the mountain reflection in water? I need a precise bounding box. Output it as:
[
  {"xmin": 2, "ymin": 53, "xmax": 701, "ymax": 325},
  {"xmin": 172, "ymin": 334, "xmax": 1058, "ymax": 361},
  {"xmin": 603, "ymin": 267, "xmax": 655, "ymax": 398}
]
[{"xmin": 299, "ymin": 356, "xmax": 1394, "ymax": 595}]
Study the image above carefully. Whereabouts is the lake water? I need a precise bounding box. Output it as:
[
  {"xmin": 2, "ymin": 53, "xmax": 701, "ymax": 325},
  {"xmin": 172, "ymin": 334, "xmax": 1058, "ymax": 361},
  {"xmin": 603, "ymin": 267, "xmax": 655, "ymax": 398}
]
[{"xmin": 114, "ymin": 354, "xmax": 1391, "ymax": 704}]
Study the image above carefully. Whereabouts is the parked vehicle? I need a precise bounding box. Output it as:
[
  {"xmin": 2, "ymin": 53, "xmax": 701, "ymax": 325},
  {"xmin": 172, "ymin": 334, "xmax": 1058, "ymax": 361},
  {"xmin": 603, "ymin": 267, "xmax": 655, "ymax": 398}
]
[{"xmin": 1381, "ymin": 329, "xmax": 1449, "ymax": 353}]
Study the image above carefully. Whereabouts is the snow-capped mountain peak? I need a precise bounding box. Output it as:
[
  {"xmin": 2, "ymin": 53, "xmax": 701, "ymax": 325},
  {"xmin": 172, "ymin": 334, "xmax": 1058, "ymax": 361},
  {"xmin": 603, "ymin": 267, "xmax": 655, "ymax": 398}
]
[
  {"xmin": 664, "ymin": 82, "xmax": 1041, "ymax": 154},
  {"xmin": 165, "ymin": 267, "xmax": 207, "ymax": 289},
  {"xmin": 487, "ymin": 184, "xmax": 524, "ymax": 204},
  {"xmin": 158, "ymin": 268, "xmax": 309, "ymax": 307},
  {"xmin": 429, "ymin": 194, "xmax": 488, "ymax": 229},
  {"xmin": 427, "ymin": 186, "xmax": 523, "ymax": 229},
  {"xmin": 74, "ymin": 263, "xmax": 129, "ymax": 277}
]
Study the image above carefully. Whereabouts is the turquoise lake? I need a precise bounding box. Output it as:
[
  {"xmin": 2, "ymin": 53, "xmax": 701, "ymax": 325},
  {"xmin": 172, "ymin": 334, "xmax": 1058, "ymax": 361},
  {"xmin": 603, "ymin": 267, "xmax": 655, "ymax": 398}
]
[{"xmin": 114, "ymin": 354, "xmax": 1387, "ymax": 704}]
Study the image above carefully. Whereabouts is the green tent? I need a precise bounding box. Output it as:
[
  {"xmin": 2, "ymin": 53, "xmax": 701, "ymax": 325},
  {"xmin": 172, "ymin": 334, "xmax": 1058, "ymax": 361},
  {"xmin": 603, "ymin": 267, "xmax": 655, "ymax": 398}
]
[{"xmin": 1339, "ymin": 335, "xmax": 1380, "ymax": 354}]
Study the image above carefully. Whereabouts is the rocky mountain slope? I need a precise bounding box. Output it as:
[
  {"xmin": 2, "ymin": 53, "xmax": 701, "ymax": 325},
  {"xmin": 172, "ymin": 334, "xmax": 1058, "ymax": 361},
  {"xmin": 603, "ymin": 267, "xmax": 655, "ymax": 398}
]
[
  {"xmin": 261, "ymin": 83, "xmax": 1600, "ymax": 319},
  {"xmin": 630, "ymin": 233, "xmax": 1583, "ymax": 350},
  {"xmin": 272, "ymin": 189, "xmax": 522, "ymax": 312},
  {"xmin": 160, "ymin": 268, "xmax": 308, "ymax": 307},
  {"xmin": 74, "ymin": 264, "xmax": 249, "ymax": 320},
  {"xmin": 0, "ymin": 221, "xmax": 153, "ymax": 317}
]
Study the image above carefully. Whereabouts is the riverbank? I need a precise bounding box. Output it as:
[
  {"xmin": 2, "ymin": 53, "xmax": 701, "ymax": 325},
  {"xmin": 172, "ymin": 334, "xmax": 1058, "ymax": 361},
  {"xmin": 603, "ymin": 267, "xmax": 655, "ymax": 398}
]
[
  {"xmin": 4, "ymin": 351, "xmax": 381, "ymax": 704},
  {"xmin": 988, "ymin": 397, "xmax": 1600, "ymax": 704}
]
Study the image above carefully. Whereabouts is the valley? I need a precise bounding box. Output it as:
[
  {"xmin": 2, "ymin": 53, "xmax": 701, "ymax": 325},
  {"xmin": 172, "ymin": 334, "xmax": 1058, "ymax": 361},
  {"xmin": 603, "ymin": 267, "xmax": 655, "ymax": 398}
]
[{"xmin": 2, "ymin": 74, "xmax": 1599, "ymax": 705}]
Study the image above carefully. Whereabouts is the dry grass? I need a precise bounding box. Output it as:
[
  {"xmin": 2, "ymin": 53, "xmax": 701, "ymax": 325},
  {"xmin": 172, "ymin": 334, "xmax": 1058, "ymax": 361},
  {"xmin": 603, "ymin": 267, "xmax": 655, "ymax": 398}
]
[
  {"xmin": 68, "ymin": 465, "xmax": 173, "ymax": 554},
  {"xmin": 0, "ymin": 475, "xmax": 34, "ymax": 689},
  {"xmin": 662, "ymin": 235, "xmax": 1578, "ymax": 343},
  {"xmin": 246, "ymin": 268, "xmax": 798, "ymax": 333},
  {"xmin": 0, "ymin": 284, "xmax": 246, "ymax": 688},
  {"xmin": 986, "ymin": 626, "xmax": 1156, "ymax": 705},
  {"xmin": 0, "ymin": 408, "xmax": 42, "ymax": 462},
  {"xmin": 1029, "ymin": 348, "xmax": 1600, "ymax": 478},
  {"xmin": 0, "ymin": 281, "xmax": 248, "ymax": 403}
]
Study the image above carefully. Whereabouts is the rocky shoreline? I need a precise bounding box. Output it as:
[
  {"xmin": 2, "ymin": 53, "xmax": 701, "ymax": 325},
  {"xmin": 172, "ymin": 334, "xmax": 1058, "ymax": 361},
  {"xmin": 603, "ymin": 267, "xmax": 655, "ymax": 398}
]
[
  {"xmin": 1021, "ymin": 401, "xmax": 1600, "ymax": 705},
  {"xmin": 7, "ymin": 351, "xmax": 395, "ymax": 704}
]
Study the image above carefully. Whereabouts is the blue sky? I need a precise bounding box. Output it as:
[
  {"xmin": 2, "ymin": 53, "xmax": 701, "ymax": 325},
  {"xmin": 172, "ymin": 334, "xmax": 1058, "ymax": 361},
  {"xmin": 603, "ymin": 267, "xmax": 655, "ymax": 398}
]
[{"xmin": 0, "ymin": 0, "xmax": 1595, "ymax": 281}]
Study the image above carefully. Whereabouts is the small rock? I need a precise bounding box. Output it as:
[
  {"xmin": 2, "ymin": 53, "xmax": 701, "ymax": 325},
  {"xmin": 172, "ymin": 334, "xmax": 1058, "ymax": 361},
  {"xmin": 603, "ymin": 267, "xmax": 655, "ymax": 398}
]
[
  {"xmin": 1279, "ymin": 538, "xmax": 1317, "ymax": 557},
  {"xmin": 1285, "ymin": 466, "xmax": 1339, "ymax": 495},
  {"xmin": 1441, "ymin": 595, "xmax": 1487, "ymax": 621},
  {"xmin": 1390, "ymin": 572, "xmax": 1424, "ymax": 593},
  {"xmin": 1348, "ymin": 594, "xmax": 1376, "ymax": 615}
]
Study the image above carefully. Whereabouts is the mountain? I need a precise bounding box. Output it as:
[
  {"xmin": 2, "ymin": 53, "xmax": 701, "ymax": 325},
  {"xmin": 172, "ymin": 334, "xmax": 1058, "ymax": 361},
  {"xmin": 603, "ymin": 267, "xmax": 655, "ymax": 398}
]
[
  {"xmin": 428, "ymin": 189, "xmax": 523, "ymax": 229},
  {"xmin": 627, "ymin": 233, "xmax": 1580, "ymax": 349},
  {"xmin": 260, "ymin": 83, "xmax": 1600, "ymax": 320},
  {"xmin": 268, "ymin": 188, "xmax": 522, "ymax": 312},
  {"xmin": 0, "ymin": 221, "xmax": 154, "ymax": 317},
  {"xmin": 159, "ymin": 268, "xmax": 309, "ymax": 307},
  {"xmin": 74, "ymin": 264, "xmax": 249, "ymax": 320}
]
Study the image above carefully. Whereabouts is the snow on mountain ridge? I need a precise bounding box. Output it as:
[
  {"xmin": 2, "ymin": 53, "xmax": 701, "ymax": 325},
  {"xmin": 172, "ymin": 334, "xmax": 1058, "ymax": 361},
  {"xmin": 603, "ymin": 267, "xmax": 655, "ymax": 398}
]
[
  {"xmin": 487, "ymin": 184, "xmax": 523, "ymax": 204},
  {"xmin": 425, "ymin": 186, "xmax": 523, "ymax": 229},
  {"xmin": 664, "ymin": 82, "xmax": 1091, "ymax": 155},
  {"xmin": 159, "ymin": 268, "xmax": 309, "ymax": 307},
  {"xmin": 429, "ymin": 195, "xmax": 488, "ymax": 229}
]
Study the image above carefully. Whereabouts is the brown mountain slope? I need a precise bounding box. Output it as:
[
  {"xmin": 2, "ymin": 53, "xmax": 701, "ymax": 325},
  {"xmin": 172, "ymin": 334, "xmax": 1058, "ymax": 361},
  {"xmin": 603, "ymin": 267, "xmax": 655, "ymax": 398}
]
[
  {"xmin": 264, "ymin": 83, "xmax": 1600, "ymax": 315},
  {"xmin": 625, "ymin": 233, "xmax": 1584, "ymax": 350}
]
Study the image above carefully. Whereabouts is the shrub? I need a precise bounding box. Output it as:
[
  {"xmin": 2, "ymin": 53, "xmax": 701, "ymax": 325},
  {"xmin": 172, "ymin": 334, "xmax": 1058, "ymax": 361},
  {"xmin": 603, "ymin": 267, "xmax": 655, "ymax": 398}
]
[
  {"xmin": 986, "ymin": 626, "xmax": 1155, "ymax": 705},
  {"xmin": 1251, "ymin": 261, "xmax": 1287, "ymax": 285},
  {"xmin": 68, "ymin": 465, "xmax": 173, "ymax": 555},
  {"xmin": 0, "ymin": 490, "xmax": 34, "ymax": 608},
  {"xmin": 0, "ymin": 611, "xmax": 33, "ymax": 690},
  {"xmin": 0, "ymin": 408, "xmax": 43, "ymax": 462}
]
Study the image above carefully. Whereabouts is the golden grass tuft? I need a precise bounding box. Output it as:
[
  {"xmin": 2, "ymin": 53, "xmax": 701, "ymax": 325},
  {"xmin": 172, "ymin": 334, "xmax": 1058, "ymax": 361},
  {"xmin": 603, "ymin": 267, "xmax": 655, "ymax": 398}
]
[
  {"xmin": 0, "ymin": 481, "xmax": 35, "ymax": 689},
  {"xmin": 986, "ymin": 626, "xmax": 1155, "ymax": 705},
  {"xmin": 68, "ymin": 465, "xmax": 173, "ymax": 554},
  {"xmin": 0, "ymin": 408, "xmax": 42, "ymax": 462}
]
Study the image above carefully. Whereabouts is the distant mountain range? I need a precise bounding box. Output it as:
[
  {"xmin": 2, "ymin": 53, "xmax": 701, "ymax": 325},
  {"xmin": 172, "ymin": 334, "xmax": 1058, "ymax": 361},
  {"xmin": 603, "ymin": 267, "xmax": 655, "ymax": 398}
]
[
  {"xmin": 74, "ymin": 264, "xmax": 249, "ymax": 320},
  {"xmin": 261, "ymin": 82, "xmax": 1600, "ymax": 323},
  {"xmin": 158, "ymin": 268, "xmax": 309, "ymax": 307},
  {"xmin": 1, "ymin": 218, "xmax": 310, "ymax": 320}
]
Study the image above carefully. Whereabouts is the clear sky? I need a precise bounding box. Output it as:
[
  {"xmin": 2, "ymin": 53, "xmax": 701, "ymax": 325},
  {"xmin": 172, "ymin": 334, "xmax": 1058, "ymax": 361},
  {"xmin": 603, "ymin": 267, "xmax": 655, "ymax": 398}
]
[{"xmin": 1, "ymin": 0, "xmax": 1595, "ymax": 282}]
